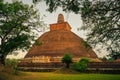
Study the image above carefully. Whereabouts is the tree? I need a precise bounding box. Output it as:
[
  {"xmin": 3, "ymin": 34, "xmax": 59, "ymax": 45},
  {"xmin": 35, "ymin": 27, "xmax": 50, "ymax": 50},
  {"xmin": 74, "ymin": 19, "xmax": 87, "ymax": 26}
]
[
  {"xmin": 36, "ymin": 0, "xmax": 120, "ymax": 59},
  {"xmin": 80, "ymin": 0, "xmax": 120, "ymax": 59},
  {"xmin": 0, "ymin": 1, "xmax": 44, "ymax": 65},
  {"xmin": 62, "ymin": 53, "xmax": 73, "ymax": 68},
  {"xmin": 73, "ymin": 58, "xmax": 89, "ymax": 72},
  {"xmin": 0, "ymin": 0, "xmax": 3, "ymax": 2},
  {"xmin": 33, "ymin": 0, "xmax": 81, "ymax": 13},
  {"xmin": 5, "ymin": 58, "xmax": 19, "ymax": 68}
]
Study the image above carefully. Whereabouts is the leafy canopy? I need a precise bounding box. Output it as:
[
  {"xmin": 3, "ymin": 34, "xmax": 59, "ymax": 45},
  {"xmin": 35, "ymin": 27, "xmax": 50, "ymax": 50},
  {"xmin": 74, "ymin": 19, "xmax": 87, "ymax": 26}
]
[
  {"xmin": 73, "ymin": 58, "xmax": 89, "ymax": 71},
  {"xmin": 81, "ymin": 0, "xmax": 120, "ymax": 59},
  {"xmin": 0, "ymin": 1, "xmax": 45, "ymax": 64},
  {"xmin": 62, "ymin": 53, "xmax": 73, "ymax": 68}
]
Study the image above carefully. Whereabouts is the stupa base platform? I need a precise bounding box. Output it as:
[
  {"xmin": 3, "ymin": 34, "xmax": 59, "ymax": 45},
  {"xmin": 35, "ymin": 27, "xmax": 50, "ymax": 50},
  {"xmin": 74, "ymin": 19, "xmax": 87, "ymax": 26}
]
[
  {"xmin": 17, "ymin": 67, "xmax": 59, "ymax": 72},
  {"xmin": 17, "ymin": 62, "xmax": 63, "ymax": 72}
]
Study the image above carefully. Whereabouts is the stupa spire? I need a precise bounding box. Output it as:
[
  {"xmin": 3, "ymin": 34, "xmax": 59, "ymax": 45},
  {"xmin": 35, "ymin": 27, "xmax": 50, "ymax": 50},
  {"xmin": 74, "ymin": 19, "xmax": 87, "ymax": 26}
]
[
  {"xmin": 50, "ymin": 14, "xmax": 71, "ymax": 31},
  {"xmin": 57, "ymin": 14, "xmax": 64, "ymax": 23}
]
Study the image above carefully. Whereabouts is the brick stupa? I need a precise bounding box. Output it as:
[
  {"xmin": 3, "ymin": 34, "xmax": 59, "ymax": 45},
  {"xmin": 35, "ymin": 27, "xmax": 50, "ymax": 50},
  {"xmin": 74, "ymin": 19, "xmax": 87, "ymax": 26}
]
[{"xmin": 18, "ymin": 14, "xmax": 99, "ymax": 69}]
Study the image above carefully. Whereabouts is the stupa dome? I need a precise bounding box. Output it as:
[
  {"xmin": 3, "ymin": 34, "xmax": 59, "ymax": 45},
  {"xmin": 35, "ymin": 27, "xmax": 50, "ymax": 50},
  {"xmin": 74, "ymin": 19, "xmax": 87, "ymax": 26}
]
[
  {"xmin": 19, "ymin": 14, "xmax": 98, "ymax": 68},
  {"xmin": 25, "ymin": 30, "xmax": 97, "ymax": 58}
]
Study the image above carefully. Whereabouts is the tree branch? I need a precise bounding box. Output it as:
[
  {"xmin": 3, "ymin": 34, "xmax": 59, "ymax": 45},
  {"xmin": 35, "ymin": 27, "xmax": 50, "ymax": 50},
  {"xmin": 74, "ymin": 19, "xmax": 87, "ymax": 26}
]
[{"xmin": 2, "ymin": 15, "xmax": 25, "ymax": 43}]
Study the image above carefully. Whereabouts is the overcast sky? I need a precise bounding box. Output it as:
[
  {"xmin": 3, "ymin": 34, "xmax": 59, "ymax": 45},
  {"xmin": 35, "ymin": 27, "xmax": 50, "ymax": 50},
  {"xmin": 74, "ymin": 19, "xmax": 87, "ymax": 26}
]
[{"xmin": 5, "ymin": 0, "xmax": 108, "ymax": 59}]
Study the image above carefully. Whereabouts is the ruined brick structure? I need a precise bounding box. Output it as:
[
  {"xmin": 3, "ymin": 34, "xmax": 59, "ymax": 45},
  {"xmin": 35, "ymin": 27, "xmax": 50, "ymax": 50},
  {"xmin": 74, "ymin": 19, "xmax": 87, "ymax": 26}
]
[{"xmin": 18, "ymin": 14, "xmax": 99, "ymax": 68}]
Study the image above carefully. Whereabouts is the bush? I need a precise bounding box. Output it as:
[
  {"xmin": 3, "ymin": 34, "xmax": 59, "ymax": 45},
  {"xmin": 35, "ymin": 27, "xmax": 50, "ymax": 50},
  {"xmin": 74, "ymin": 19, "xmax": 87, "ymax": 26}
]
[
  {"xmin": 5, "ymin": 59, "xmax": 19, "ymax": 68},
  {"xmin": 73, "ymin": 58, "xmax": 89, "ymax": 72},
  {"xmin": 62, "ymin": 53, "xmax": 73, "ymax": 68},
  {"xmin": 4, "ymin": 59, "xmax": 20, "ymax": 75}
]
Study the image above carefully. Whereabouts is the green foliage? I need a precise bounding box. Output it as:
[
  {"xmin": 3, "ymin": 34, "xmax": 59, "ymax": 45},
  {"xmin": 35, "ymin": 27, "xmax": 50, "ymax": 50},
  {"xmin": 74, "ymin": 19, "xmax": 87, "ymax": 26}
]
[
  {"xmin": 79, "ymin": 58, "xmax": 89, "ymax": 63},
  {"xmin": 34, "ymin": 40, "xmax": 42, "ymax": 46},
  {"xmin": 73, "ymin": 58, "xmax": 89, "ymax": 72},
  {"xmin": 107, "ymin": 57, "xmax": 114, "ymax": 62},
  {"xmin": 2, "ymin": 58, "xmax": 20, "ymax": 75},
  {"xmin": 62, "ymin": 53, "xmax": 73, "ymax": 63},
  {"xmin": 33, "ymin": 0, "xmax": 81, "ymax": 13},
  {"xmin": 5, "ymin": 59, "xmax": 19, "ymax": 68},
  {"xmin": 99, "ymin": 57, "xmax": 107, "ymax": 62},
  {"xmin": 62, "ymin": 53, "xmax": 73, "ymax": 68},
  {"xmin": 108, "ymin": 52, "xmax": 120, "ymax": 60},
  {"xmin": 0, "ymin": 0, "xmax": 3, "ymax": 2},
  {"xmin": 80, "ymin": 0, "xmax": 120, "ymax": 59},
  {"xmin": 0, "ymin": 1, "xmax": 45, "ymax": 65}
]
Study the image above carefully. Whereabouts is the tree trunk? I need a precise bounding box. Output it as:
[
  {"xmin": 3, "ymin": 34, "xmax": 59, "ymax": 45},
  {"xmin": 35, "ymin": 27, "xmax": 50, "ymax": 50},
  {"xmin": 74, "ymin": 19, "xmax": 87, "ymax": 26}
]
[
  {"xmin": 0, "ymin": 46, "xmax": 6, "ymax": 65},
  {"xmin": 66, "ymin": 63, "xmax": 70, "ymax": 68},
  {"xmin": 0, "ymin": 54, "xmax": 6, "ymax": 65}
]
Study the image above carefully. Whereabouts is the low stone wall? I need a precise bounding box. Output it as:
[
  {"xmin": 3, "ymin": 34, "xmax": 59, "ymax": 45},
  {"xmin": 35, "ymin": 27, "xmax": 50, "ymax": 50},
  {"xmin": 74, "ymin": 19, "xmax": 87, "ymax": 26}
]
[
  {"xmin": 87, "ymin": 62, "xmax": 120, "ymax": 74},
  {"xmin": 88, "ymin": 62, "xmax": 120, "ymax": 68},
  {"xmin": 18, "ymin": 62, "xmax": 120, "ymax": 73},
  {"xmin": 87, "ymin": 68, "xmax": 120, "ymax": 74},
  {"xmin": 18, "ymin": 62, "xmax": 63, "ymax": 68},
  {"xmin": 17, "ymin": 67, "xmax": 58, "ymax": 72},
  {"xmin": 17, "ymin": 62, "xmax": 63, "ymax": 72}
]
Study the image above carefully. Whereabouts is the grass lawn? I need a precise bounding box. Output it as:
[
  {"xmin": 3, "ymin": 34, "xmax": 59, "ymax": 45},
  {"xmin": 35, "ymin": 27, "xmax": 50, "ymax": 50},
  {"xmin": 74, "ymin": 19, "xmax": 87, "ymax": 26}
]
[{"xmin": 0, "ymin": 71, "xmax": 120, "ymax": 80}]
